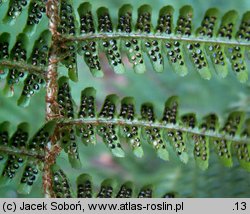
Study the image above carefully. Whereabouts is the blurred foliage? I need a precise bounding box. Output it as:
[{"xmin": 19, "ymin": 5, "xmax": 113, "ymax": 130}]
[{"xmin": 0, "ymin": 0, "xmax": 250, "ymax": 197}]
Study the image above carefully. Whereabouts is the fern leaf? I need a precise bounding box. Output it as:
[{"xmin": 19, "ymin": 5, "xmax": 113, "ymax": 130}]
[
  {"xmin": 136, "ymin": 5, "xmax": 164, "ymax": 73},
  {"xmin": 51, "ymin": 165, "xmax": 72, "ymax": 198},
  {"xmin": 1, "ymin": 4, "xmax": 249, "ymax": 107},
  {"xmin": 18, "ymin": 30, "xmax": 50, "ymax": 107},
  {"xmin": 0, "ymin": 121, "xmax": 56, "ymax": 194},
  {"xmin": 77, "ymin": 174, "xmax": 92, "ymax": 198},
  {"xmin": 213, "ymin": 111, "xmax": 245, "ymax": 167},
  {"xmin": 138, "ymin": 184, "xmax": 153, "ymax": 198},
  {"xmin": 162, "ymin": 97, "xmax": 189, "ymax": 163},
  {"xmin": 2, "ymin": 0, "xmax": 30, "ymax": 24},
  {"xmin": 97, "ymin": 7, "xmax": 125, "ymax": 74},
  {"xmin": 1, "ymin": 4, "xmax": 249, "ymax": 82},
  {"xmin": 97, "ymin": 94, "xmax": 125, "ymax": 157},
  {"xmin": 23, "ymin": 0, "xmax": 47, "ymax": 35},
  {"xmin": 62, "ymin": 4, "xmax": 250, "ymax": 82},
  {"xmin": 96, "ymin": 178, "xmax": 115, "ymax": 198},
  {"xmin": 4, "ymin": 33, "xmax": 29, "ymax": 96},
  {"xmin": 0, "ymin": 121, "xmax": 10, "ymax": 173},
  {"xmin": 192, "ymin": 114, "xmax": 218, "ymax": 170},
  {"xmin": 58, "ymin": 0, "xmax": 78, "ymax": 82},
  {"xmin": 0, "ymin": 122, "xmax": 30, "ymax": 186},
  {"xmin": 119, "ymin": 97, "xmax": 143, "ymax": 157},
  {"xmin": 17, "ymin": 161, "xmax": 41, "ymax": 195},
  {"xmin": 1, "ymin": 0, "xmax": 46, "ymax": 33},
  {"xmin": 118, "ymin": 4, "xmax": 146, "ymax": 74},
  {"xmin": 0, "ymin": 1, "xmax": 249, "ymax": 198},
  {"xmin": 28, "ymin": 120, "xmax": 56, "ymax": 153},
  {"xmin": 77, "ymin": 87, "xmax": 97, "ymax": 145},
  {"xmin": 78, "ymin": 2, "xmax": 103, "ymax": 77},
  {"xmin": 217, "ymin": 11, "xmax": 247, "ymax": 82},
  {"xmin": 141, "ymin": 103, "xmax": 169, "ymax": 160},
  {"xmin": 0, "ymin": 30, "xmax": 49, "ymax": 106},
  {"xmin": 115, "ymin": 181, "xmax": 133, "ymax": 198},
  {"xmin": 159, "ymin": 6, "xmax": 188, "ymax": 77},
  {"xmin": 57, "ymin": 77, "xmax": 81, "ymax": 169},
  {"xmin": 235, "ymin": 119, "xmax": 250, "ymax": 171},
  {"xmin": 57, "ymin": 77, "xmax": 250, "ymax": 171},
  {"xmin": 51, "ymin": 165, "xmax": 175, "ymax": 198}
]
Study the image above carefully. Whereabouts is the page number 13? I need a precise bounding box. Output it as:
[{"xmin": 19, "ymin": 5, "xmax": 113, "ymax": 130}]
[{"xmin": 234, "ymin": 202, "xmax": 247, "ymax": 211}]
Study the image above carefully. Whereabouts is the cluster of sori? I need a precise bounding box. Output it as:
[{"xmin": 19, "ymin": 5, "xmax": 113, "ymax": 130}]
[
  {"xmin": 70, "ymin": 3, "xmax": 249, "ymax": 82},
  {"xmin": 0, "ymin": 30, "xmax": 50, "ymax": 106},
  {"xmin": 0, "ymin": 121, "xmax": 56, "ymax": 194},
  {"xmin": 52, "ymin": 166, "xmax": 176, "ymax": 198},
  {"xmin": 54, "ymin": 77, "xmax": 250, "ymax": 171}
]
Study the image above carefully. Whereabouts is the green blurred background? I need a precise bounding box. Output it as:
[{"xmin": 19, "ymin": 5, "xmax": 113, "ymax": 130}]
[{"xmin": 0, "ymin": 0, "xmax": 250, "ymax": 197}]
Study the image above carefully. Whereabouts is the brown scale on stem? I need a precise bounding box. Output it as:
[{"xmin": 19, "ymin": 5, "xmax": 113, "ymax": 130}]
[
  {"xmin": 42, "ymin": 128, "xmax": 61, "ymax": 198},
  {"xmin": 45, "ymin": 0, "xmax": 61, "ymax": 121},
  {"xmin": 43, "ymin": 0, "xmax": 62, "ymax": 197}
]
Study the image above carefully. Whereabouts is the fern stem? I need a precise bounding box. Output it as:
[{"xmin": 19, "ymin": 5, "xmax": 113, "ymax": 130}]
[
  {"xmin": 0, "ymin": 60, "xmax": 46, "ymax": 76},
  {"xmin": 62, "ymin": 118, "xmax": 250, "ymax": 145},
  {"xmin": 0, "ymin": 146, "xmax": 44, "ymax": 160},
  {"xmin": 45, "ymin": 6, "xmax": 60, "ymax": 121},
  {"xmin": 44, "ymin": 0, "xmax": 61, "ymax": 198},
  {"xmin": 63, "ymin": 33, "xmax": 250, "ymax": 47}
]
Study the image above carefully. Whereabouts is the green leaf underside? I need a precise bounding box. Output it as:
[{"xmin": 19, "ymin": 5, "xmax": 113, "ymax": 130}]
[
  {"xmin": 18, "ymin": 30, "xmax": 50, "ymax": 107},
  {"xmin": 57, "ymin": 77, "xmax": 250, "ymax": 171},
  {"xmin": 78, "ymin": 3, "xmax": 103, "ymax": 77},
  {"xmin": 3, "ymin": 0, "xmax": 31, "ymax": 25},
  {"xmin": 0, "ymin": 3, "xmax": 249, "ymax": 108},
  {"xmin": 52, "ymin": 165, "xmax": 175, "ymax": 198},
  {"xmin": 60, "ymin": 3, "xmax": 250, "ymax": 82},
  {"xmin": 234, "ymin": 119, "xmax": 250, "ymax": 171},
  {"xmin": 214, "ymin": 112, "xmax": 245, "ymax": 167},
  {"xmin": 58, "ymin": 0, "xmax": 78, "ymax": 82},
  {"xmin": 57, "ymin": 77, "xmax": 81, "ymax": 169},
  {"xmin": 0, "ymin": 30, "xmax": 49, "ymax": 106},
  {"xmin": 6, "ymin": 0, "xmax": 46, "ymax": 27},
  {"xmin": 1, "ymin": 3, "xmax": 249, "ymax": 84},
  {"xmin": 0, "ymin": 1, "xmax": 250, "ymax": 198},
  {"xmin": 97, "ymin": 94, "xmax": 125, "ymax": 157},
  {"xmin": 118, "ymin": 4, "xmax": 146, "ymax": 74},
  {"xmin": 0, "ymin": 0, "xmax": 50, "ymax": 103},
  {"xmin": 141, "ymin": 103, "xmax": 169, "ymax": 161},
  {"xmin": 119, "ymin": 97, "xmax": 144, "ymax": 158},
  {"xmin": 0, "ymin": 121, "xmax": 56, "ymax": 194},
  {"xmin": 1, "ymin": 85, "xmax": 250, "ymax": 195},
  {"xmin": 24, "ymin": 0, "xmax": 47, "ymax": 35},
  {"xmin": 97, "ymin": 7, "xmax": 125, "ymax": 74},
  {"xmin": 162, "ymin": 97, "xmax": 189, "ymax": 163}
]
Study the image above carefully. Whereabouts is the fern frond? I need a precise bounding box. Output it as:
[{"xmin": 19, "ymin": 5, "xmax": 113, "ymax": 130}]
[
  {"xmin": 1, "ymin": 3, "xmax": 249, "ymax": 108},
  {"xmin": 1, "ymin": 3, "xmax": 249, "ymax": 83},
  {"xmin": 0, "ymin": 120, "xmax": 56, "ymax": 194},
  {"xmin": 51, "ymin": 165, "xmax": 175, "ymax": 198},
  {"xmin": 62, "ymin": 3, "xmax": 250, "ymax": 82},
  {"xmin": 0, "ymin": 0, "xmax": 249, "ymax": 198},
  {"xmin": 56, "ymin": 77, "xmax": 250, "ymax": 171},
  {"xmin": 0, "ymin": 30, "xmax": 50, "ymax": 107}
]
